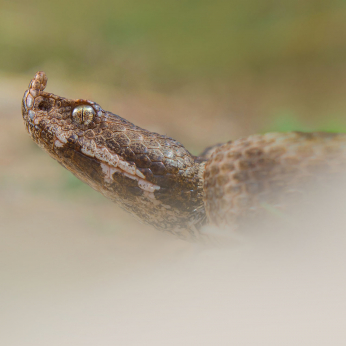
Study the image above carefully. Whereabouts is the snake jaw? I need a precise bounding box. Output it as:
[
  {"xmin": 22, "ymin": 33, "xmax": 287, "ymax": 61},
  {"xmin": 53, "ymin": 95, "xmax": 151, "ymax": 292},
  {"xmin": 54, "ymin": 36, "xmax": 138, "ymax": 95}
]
[{"xmin": 100, "ymin": 162, "xmax": 160, "ymax": 193}]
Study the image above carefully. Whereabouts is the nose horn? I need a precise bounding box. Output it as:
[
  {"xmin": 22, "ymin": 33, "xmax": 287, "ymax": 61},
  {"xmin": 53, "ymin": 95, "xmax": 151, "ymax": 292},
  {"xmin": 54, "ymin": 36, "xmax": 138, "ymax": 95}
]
[
  {"xmin": 22, "ymin": 71, "xmax": 48, "ymax": 116},
  {"xmin": 28, "ymin": 71, "xmax": 47, "ymax": 97}
]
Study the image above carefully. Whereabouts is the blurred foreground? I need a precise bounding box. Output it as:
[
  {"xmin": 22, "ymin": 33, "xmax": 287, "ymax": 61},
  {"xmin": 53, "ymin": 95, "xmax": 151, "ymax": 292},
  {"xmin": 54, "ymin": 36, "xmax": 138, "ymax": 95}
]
[{"xmin": 1, "ymin": 75, "xmax": 346, "ymax": 345}]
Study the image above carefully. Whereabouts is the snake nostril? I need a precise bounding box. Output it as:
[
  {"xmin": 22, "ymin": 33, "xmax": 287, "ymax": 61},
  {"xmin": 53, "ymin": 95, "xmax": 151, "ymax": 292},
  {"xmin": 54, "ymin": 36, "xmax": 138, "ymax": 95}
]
[{"xmin": 38, "ymin": 100, "xmax": 52, "ymax": 112}]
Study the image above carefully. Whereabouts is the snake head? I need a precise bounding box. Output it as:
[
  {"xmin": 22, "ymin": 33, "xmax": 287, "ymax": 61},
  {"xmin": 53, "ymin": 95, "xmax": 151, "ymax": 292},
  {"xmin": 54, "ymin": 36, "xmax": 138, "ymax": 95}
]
[
  {"xmin": 22, "ymin": 72, "xmax": 206, "ymax": 238},
  {"xmin": 22, "ymin": 71, "xmax": 98, "ymax": 151}
]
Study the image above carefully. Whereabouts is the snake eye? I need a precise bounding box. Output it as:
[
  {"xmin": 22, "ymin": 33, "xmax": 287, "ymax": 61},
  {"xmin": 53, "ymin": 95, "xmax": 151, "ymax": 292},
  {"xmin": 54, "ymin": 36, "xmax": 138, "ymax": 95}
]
[{"xmin": 72, "ymin": 105, "xmax": 95, "ymax": 125}]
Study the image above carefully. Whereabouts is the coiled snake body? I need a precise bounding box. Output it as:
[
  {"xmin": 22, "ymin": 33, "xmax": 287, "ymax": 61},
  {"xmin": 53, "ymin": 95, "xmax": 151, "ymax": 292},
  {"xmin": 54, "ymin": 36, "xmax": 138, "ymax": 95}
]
[{"xmin": 22, "ymin": 72, "xmax": 346, "ymax": 240}]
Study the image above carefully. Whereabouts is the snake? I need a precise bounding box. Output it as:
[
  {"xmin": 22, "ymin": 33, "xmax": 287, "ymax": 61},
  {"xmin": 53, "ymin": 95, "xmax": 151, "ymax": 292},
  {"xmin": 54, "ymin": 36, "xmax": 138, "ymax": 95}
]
[{"xmin": 22, "ymin": 71, "xmax": 346, "ymax": 240}]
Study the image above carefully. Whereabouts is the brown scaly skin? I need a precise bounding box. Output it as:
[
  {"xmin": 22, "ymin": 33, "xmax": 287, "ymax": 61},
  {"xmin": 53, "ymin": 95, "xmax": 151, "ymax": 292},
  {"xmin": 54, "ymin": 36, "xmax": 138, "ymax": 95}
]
[
  {"xmin": 22, "ymin": 72, "xmax": 346, "ymax": 240},
  {"xmin": 22, "ymin": 72, "xmax": 206, "ymax": 240},
  {"xmin": 204, "ymin": 132, "xmax": 346, "ymax": 228}
]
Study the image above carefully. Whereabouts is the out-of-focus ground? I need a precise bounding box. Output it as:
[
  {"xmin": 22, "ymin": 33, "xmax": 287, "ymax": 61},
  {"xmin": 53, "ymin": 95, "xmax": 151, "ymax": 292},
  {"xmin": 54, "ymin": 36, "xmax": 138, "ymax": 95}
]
[
  {"xmin": 2, "ymin": 0, "xmax": 346, "ymax": 344},
  {"xmin": 2, "ymin": 69, "xmax": 346, "ymax": 346}
]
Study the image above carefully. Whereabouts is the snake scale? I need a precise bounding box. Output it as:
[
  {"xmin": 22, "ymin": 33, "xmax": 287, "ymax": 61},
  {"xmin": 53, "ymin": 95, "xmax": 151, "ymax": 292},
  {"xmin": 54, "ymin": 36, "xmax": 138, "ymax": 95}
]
[{"xmin": 22, "ymin": 72, "xmax": 346, "ymax": 240}]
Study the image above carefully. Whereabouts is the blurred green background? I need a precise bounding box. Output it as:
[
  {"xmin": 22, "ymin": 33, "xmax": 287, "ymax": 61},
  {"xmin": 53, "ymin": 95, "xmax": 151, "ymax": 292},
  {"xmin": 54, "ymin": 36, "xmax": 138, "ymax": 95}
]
[
  {"xmin": 1, "ymin": 0, "xmax": 346, "ymax": 202},
  {"xmin": 1, "ymin": 0, "xmax": 345, "ymax": 88},
  {"xmin": 2, "ymin": 0, "xmax": 346, "ymax": 133}
]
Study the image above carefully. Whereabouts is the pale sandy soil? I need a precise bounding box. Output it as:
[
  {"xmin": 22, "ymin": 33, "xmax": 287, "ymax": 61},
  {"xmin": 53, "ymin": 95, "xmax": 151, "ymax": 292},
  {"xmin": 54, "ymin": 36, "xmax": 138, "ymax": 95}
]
[{"xmin": 1, "ymin": 75, "xmax": 346, "ymax": 345}]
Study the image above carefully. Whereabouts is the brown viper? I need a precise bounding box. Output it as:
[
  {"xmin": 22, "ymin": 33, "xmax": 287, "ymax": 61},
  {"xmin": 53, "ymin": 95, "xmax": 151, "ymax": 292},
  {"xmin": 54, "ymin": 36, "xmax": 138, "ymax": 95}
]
[{"xmin": 22, "ymin": 72, "xmax": 346, "ymax": 240}]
